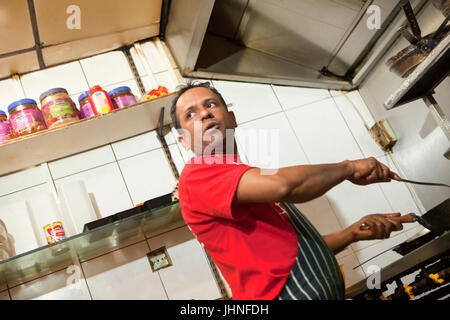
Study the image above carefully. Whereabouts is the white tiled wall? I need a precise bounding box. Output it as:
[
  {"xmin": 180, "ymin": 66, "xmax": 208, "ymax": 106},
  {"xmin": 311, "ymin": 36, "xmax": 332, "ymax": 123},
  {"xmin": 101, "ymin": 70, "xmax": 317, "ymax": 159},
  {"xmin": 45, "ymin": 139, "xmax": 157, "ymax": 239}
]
[
  {"xmin": 0, "ymin": 37, "xmax": 422, "ymax": 299},
  {"xmin": 81, "ymin": 241, "xmax": 167, "ymax": 300},
  {"xmin": 147, "ymin": 226, "xmax": 222, "ymax": 300}
]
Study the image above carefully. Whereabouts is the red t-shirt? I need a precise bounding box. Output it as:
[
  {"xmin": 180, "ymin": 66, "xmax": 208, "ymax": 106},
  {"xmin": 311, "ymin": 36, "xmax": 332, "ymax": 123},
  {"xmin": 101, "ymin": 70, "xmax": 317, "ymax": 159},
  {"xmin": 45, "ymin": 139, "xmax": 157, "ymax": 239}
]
[{"xmin": 178, "ymin": 154, "xmax": 298, "ymax": 300}]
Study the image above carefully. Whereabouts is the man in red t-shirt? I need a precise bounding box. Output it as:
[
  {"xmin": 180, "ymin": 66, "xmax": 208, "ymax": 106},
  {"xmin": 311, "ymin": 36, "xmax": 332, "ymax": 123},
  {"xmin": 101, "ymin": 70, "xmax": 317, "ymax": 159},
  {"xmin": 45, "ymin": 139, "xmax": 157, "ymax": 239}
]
[{"xmin": 170, "ymin": 81, "xmax": 404, "ymax": 300}]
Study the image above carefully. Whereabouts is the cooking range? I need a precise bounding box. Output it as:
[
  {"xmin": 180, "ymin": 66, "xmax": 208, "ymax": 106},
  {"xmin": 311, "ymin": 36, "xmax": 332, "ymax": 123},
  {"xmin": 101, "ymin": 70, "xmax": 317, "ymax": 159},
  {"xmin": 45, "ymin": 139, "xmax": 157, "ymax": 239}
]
[{"xmin": 346, "ymin": 198, "xmax": 450, "ymax": 300}]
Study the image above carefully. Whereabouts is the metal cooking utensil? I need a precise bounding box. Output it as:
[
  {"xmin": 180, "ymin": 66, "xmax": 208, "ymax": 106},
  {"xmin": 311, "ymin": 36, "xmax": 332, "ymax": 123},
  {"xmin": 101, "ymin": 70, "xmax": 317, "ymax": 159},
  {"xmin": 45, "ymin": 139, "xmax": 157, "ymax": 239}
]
[
  {"xmin": 398, "ymin": 178, "xmax": 450, "ymax": 188},
  {"xmin": 360, "ymin": 198, "xmax": 450, "ymax": 234},
  {"xmin": 354, "ymin": 198, "xmax": 450, "ymax": 269}
]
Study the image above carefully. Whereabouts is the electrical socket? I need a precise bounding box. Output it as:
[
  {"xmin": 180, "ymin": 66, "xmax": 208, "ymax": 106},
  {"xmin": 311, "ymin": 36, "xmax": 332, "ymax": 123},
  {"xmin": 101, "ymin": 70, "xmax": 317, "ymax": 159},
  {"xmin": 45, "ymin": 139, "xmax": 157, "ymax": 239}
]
[{"xmin": 147, "ymin": 246, "xmax": 172, "ymax": 272}]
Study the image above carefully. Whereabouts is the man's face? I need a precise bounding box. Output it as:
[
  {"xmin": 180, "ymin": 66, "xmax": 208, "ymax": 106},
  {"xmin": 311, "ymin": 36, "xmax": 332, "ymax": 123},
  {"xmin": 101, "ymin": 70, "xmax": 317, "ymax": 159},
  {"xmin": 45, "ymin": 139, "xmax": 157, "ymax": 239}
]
[{"xmin": 175, "ymin": 87, "xmax": 237, "ymax": 155}]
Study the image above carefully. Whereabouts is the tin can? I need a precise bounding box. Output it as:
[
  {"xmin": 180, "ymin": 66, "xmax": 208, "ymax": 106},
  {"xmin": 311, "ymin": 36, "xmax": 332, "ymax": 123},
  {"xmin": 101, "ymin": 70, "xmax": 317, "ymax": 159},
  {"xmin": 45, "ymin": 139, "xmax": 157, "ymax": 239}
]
[{"xmin": 43, "ymin": 221, "xmax": 66, "ymax": 244}]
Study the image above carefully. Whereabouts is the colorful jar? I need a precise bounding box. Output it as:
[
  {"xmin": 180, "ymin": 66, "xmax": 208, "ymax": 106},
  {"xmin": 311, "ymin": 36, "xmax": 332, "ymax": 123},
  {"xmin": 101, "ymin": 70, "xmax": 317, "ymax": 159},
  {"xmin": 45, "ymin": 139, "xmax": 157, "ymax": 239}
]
[
  {"xmin": 88, "ymin": 85, "xmax": 114, "ymax": 115},
  {"xmin": 0, "ymin": 110, "xmax": 12, "ymax": 142},
  {"xmin": 8, "ymin": 99, "xmax": 46, "ymax": 137},
  {"xmin": 39, "ymin": 88, "xmax": 79, "ymax": 128},
  {"xmin": 108, "ymin": 86, "xmax": 137, "ymax": 109},
  {"xmin": 78, "ymin": 91, "xmax": 96, "ymax": 119}
]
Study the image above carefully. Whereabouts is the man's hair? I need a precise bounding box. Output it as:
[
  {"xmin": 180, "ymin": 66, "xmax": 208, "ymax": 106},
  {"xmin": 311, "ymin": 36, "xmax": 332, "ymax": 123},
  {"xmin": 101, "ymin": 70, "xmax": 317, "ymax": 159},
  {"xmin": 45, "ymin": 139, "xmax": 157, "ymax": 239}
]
[{"xmin": 170, "ymin": 80, "xmax": 228, "ymax": 131}]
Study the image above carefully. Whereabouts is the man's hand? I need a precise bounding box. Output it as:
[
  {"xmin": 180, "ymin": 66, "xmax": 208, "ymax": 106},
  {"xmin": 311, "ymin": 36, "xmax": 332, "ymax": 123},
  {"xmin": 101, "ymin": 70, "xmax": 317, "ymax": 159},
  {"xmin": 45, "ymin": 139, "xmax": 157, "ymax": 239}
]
[
  {"xmin": 323, "ymin": 213, "xmax": 404, "ymax": 254},
  {"xmin": 350, "ymin": 213, "xmax": 404, "ymax": 241},
  {"xmin": 347, "ymin": 157, "xmax": 401, "ymax": 185}
]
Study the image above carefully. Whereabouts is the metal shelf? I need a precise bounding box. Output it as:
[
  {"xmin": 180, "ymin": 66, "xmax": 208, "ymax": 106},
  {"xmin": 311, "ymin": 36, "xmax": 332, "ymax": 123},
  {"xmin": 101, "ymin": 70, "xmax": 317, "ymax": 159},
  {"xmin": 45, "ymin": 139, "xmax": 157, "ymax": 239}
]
[
  {"xmin": 384, "ymin": 32, "xmax": 450, "ymax": 109},
  {"xmin": 0, "ymin": 200, "xmax": 184, "ymax": 287}
]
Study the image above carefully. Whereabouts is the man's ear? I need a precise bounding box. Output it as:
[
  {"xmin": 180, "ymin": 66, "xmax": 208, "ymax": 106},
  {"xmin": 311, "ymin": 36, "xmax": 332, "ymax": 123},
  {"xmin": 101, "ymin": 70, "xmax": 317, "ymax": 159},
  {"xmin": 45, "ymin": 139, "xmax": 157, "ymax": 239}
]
[
  {"xmin": 178, "ymin": 133, "xmax": 191, "ymax": 151},
  {"xmin": 229, "ymin": 110, "xmax": 237, "ymax": 128}
]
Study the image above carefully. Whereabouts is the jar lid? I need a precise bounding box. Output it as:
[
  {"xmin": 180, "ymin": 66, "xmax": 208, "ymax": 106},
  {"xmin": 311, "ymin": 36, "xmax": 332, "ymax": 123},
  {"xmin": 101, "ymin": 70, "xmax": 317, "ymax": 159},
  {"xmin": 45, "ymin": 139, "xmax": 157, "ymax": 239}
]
[
  {"xmin": 8, "ymin": 99, "xmax": 38, "ymax": 114},
  {"xmin": 0, "ymin": 110, "xmax": 6, "ymax": 117},
  {"xmin": 108, "ymin": 86, "xmax": 132, "ymax": 97},
  {"xmin": 78, "ymin": 91, "xmax": 90, "ymax": 102},
  {"xmin": 39, "ymin": 88, "xmax": 68, "ymax": 101}
]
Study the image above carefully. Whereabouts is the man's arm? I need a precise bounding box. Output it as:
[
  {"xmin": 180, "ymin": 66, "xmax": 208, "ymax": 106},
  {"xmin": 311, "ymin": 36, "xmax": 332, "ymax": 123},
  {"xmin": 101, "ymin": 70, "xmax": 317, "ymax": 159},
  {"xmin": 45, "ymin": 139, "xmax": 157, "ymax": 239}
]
[
  {"xmin": 323, "ymin": 213, "xmax": 404, "ymax": 254},
  {"xmin": 233, "ymin": 157, "xmax": 401, "ymax": 204}
]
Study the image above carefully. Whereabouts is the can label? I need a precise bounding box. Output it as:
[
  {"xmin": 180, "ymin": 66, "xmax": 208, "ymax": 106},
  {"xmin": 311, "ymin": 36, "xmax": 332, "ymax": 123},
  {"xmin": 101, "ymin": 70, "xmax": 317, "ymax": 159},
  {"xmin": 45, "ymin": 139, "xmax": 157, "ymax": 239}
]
[{"xmin": 43, "ymin": 221, "xmax": 66, "ymax": 244}]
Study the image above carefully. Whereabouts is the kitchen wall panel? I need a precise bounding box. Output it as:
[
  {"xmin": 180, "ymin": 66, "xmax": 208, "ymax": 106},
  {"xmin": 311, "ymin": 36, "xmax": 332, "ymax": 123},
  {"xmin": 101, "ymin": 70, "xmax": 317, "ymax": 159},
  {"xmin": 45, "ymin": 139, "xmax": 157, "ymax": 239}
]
[
  {"xmin": 212, "ymin": 80, "xmax": 283, "ymax": 124},
  {"xmin": 20, "ymin": 61, "xmax": 89, "ymax": 104},
  {"xmin": 235, "ymin": 112, "xmax": 309, "ymax": 169},
  {"xmin": 48, "ymin": 145, "xmax": 116, "ymax": 180},
  {"xmin": 0, "ymin": 78, "xmax": 26, "ymax": 114},
  {"xmin": 9, "ymin": 266, "xmax": 91, "ymax": 300},
  {"xmin": 337, "ymin": 251, "xmax": 366, "ymax": 289},
  {"xmin": 54, "ymin": 163, "xmax": 133, "ymax": 219},
  {"xmin": 272, "ymin": 85, "xmax": 331, "ymax": 111},
  {"xmin": 81, "ymin": 241, "xmax": 167, "ymax": 300},
  {"xmin": 147, "ymin": 226, "xmax": 222, "ymax": 300},
  {"xmin": 118, "ymin": 148, "xmax": 178, "ymax": 206}
]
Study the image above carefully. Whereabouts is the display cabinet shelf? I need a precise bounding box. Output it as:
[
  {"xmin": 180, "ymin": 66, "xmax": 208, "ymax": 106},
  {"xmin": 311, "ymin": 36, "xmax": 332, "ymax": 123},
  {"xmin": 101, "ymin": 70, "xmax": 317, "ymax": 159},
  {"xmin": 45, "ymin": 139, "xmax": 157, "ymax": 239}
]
[{"xmin": 0, "ymin": 200, "xmax": 184, "ymax": 287}]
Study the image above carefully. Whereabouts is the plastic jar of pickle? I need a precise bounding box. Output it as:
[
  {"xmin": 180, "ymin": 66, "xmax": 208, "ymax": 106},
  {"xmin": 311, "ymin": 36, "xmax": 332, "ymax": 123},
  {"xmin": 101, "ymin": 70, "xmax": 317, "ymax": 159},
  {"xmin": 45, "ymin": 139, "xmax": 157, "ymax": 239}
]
[
  {"xmin": 0, "ymin": 110, "xmax": 12, "ymax": 142},
  {"xmin": 78, "ymin": 91, "xmax": 96, "ymax": 119},
  {"xmin": 8, "ymin": 99, "xmax": 47, "ymax": 137},
  {"xmin": 108, "ymin": 86, "xmax": 137, "ymax": 109},
  {"xmin": 39, "ymin": 88, "xmax": 80, "ymax": 128}
]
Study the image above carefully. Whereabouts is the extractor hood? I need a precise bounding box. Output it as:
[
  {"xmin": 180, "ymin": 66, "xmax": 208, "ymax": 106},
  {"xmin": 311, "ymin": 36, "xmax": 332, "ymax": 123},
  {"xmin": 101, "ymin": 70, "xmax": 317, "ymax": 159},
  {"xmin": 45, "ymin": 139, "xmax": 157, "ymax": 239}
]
[{"xmin": 165, "ymin": 0, "xmax": 431, "ymax": 90}]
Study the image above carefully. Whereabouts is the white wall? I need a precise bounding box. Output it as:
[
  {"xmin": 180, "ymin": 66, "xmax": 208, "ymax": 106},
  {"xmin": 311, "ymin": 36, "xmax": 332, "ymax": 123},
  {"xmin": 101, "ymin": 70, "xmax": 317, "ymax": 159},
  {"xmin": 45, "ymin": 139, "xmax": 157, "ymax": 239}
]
[
  {"xmin": 0, "ymin": 37, "xmax": 423, "ymax": 299},
  {"xmin": 358, "ymin": 2, "xmax": 450, "ymax": 211}
]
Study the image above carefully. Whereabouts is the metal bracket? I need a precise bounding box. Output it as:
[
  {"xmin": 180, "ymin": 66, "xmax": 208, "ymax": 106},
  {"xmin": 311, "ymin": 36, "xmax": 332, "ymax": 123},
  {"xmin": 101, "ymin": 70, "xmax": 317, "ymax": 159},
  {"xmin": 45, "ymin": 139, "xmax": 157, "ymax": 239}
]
[{"xmin": 422, "ymin": 93, "xmax": 450, "ymax": 141}]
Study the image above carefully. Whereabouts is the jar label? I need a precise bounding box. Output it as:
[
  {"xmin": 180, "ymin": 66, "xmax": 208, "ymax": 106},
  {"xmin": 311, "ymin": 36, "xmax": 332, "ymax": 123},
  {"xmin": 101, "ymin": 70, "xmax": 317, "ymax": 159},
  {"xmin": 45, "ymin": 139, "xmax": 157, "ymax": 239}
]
[
  {"xmin": 80, "ymin": 102, "xmax": 95, "ymax": 119},
  {"xmin": 0, "ymin": 122, "xmax": 11, "ymax": 142},
  {"xmin": 112, "ymin": 94, "xmax": 137, "ymax": 109},
  {"xmin": 43, "ymin": 98, "xmax": 76, "ymax": 118},
  {"xmin": 10, "ymin": 109, "xmax": 45, "ymax": 134},
  {"xmin": 91, "ymin": 92, "xmax": 113, "ymax": 114}
]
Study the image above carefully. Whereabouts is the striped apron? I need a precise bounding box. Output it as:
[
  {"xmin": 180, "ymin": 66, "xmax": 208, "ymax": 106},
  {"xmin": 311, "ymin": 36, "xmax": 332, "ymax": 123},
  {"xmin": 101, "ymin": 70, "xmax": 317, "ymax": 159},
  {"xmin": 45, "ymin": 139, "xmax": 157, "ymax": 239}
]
[{"xmin": 277, "ymin": 203, "xmax": 345, "ymax": 300}]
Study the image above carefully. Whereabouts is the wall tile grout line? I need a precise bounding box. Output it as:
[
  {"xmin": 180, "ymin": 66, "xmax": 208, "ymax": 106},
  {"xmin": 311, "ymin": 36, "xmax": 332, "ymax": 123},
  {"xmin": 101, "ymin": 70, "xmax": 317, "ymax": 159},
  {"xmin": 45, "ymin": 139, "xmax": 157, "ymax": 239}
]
[
  {"xmin": 110, "ymin": 144, "xmax": 136, "ymax": 206},
  {"xmin": 77, "ymin": 60, "xmax": 92, "ymax": 89},
  {"xmin": 51, "ymin": 159, "xmax": 118, "ymax": 182},
  {"xmin": 6, "ymin": 264, "xmax": 69, "ymax": 292},
  {"xmin": 0, "ymin": 181, "xmax": 48, "ymax": 199},
  {"xmin": 114, "ymin": 141, "xmax": 177, "ymax": 162},
  {"xmin": 330, "ymin": 94, "xmax": 367, "ymax": 159},
  {"xmin": 78, "ymin": 224, "xmax": 187, "ymax": 265},
  {"xmin": 76, "ymin": 258, "xmax": 94, "ymax": 300},
  {"xmin": 269, "ymin": 84, "xmax": 312, "ymax": 165},
  {"xmin": 329, "ymin": 94, "xmax": 399, "ymax": 217}
]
